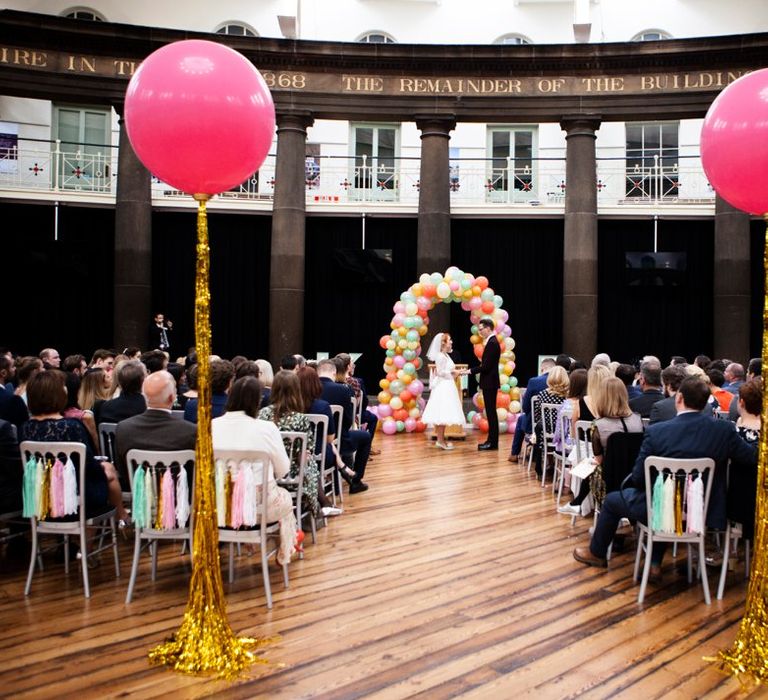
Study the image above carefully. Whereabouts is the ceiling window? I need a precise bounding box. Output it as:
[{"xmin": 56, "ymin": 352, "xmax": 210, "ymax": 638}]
[
  {"xmin": 357, "ymin": 31, "xmax": 396, "ymax": 43},
  {"xmin": 215, "ymin": 23, "xmax": 258, "ymax": 37},
  {"xmin": 631, "ymin": 29, "xmax": 672, "ymax": 41},
  {"xmin": 61, "ymin": 7, "xmax": 105, "ymax": 21},
  {"xmin": 494, "ymin": 34, "xmax": 532, "ymax": 45}
]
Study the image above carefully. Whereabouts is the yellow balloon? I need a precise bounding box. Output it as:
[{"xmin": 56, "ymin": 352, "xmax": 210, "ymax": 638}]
[
  {"xmin": 418, "ymin": 325, "xmax": 428, "ymax": 336},
  {"xmin": 379, "ymin": 378, "xmax": 390, "ymax": 390},
  {"xmin": 390, "ymin": 396, "xmax": 403, "ymax": 410},
  {"xmin": 509, "ymin": 400, "xmax": 522, "ymax": 413},
  {"xmin": 411, "ymin": 283, "xmax": 423, "ymax": 297},
  {"xmin": 470, "ymin": 334, "xmax": 480, "ymax": 344},
  {"xmin": 510, "ymin": 388, "xmax": 521, "ymax": 401}
]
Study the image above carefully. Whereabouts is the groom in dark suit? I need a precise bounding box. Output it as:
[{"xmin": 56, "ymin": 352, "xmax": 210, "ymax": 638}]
[
  {"xmin": 574, "ymin": 376, "xmax": 757, "ymax": 572},
  {"xmin": 469, "ymin": 318, "xmax": 501, "ymax": 450}
]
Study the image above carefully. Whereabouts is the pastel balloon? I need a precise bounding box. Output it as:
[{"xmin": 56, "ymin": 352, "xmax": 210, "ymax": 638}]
[
  {"xmin": 497, "ymin": 408, "xmax": 508, "ymax": 422},
  {"xmin": 419, "ymin": 273, "xmax": 431, "ymax": 285},
  {"xmin": 378, "ymin": 403, "xmax": 393, "ymax": 418},
  {"xmin": 409, "ymin": 379, "xmax": 424, "ymax": 395},
  {"xmin": 400, "ymin": 292, "xmax": 415, "ymax": 303},
  {"xmin": 382, "ymin": 419, "xmax": 397, "ymax": 435},
  {"xmin": 405, "ymin": 302, "xmax": 418, "ymax": 316},
  {"xmin": 469, "ymin": 297, "xmax": 483, "ymax": 310},
  {"xmin": 476, "ymin": 276, "xmax": 489, "ymax": 290},
  {"xmin": 125, "ymin": 40, "xmax": 275, "ymax": 195},
  {"xmin": 481, "ymin": 288, "xmax": 495, "ymax": 302},
  {"xmin": 404, "ymin": 417, "xmax": 416, "ymax": 432},
  {"xmin": 437, "ymin": 282, "xmax": 451, "ymax": 299},
  {"xmin": 509, "ymin": 400, "xmax": 522, "ymax": 413},
  {"xmin": 390, "ymin": 396, "xmax": 403, "ymax": 410},
  {"xmin": 395, "ymin": 420, "xmax": 406, "ymax": 433},
  {"xmin": 377, "ymin": 390, "xmax": 391, "ymax": 404},
  {"xmin": 700, "ymin": 68, "xmax": 768, "ymax": 214},
  {"xmin": 430, "ymin": 272, "xmax": 444, "ymax": 285},
  {"xmin": 393, "ymin": 301, "xmax": 405, "ymax": 314},
  {"xmin": 499, "ymin": 421, "xmax": 508, "ymax": 434}
]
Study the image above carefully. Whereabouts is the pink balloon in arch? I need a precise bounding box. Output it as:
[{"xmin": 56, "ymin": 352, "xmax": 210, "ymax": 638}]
[
  {"xmin": 700, "ymin": 68, "xmax": 768, "ymax": 215},
  {"xmin": 124, "ymin": 40, "xmax": 275, "ymax": 195}
]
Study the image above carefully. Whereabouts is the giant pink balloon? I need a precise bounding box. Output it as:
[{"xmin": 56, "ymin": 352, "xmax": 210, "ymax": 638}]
[
  {"xmin": 700, "ymin": 68, "xmax": 768, "ymax": 215},
  {"xmin": 125, "ymin": 40, "xmax": 275, "ymax": 195}
]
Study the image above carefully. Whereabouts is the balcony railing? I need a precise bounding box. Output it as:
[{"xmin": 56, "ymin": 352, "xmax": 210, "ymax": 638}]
[{"xmin": 0, "ymin": 139, "xmax": 715, "ymax": 209}]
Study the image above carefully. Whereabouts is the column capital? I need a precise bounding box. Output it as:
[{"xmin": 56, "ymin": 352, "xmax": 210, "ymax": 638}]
[
  {"xmin": 275, "ymin": 110, "xmax": 314, "ymax": 132},
  {"xmin": 415, "ymin": 115, "xmax": 456, "ymax": 138},
  {"xmin": 559, "ymin": 114, "xmax": 602, "ymax": 137}
]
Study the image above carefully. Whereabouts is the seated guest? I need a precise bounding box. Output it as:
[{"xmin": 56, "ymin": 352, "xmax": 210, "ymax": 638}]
[
  {"xmin": 726, "ymin": 378, "xmax": 762, "ymax": 542},
  {"xmin": 179, "ymin": 364, "xmax": 197, "ymax": 409},
  {"xmin": 213, "ymin": 376, "xmax": 299, "ymax": 565},
  {"xmin": 694, "ymin": 354, "xmax": 712, "ymax": 371},
  {"xmin": 533, "ymin": 365, "xmax": 569, "ymax": 477},
  {"xmin": 628, "ymin": 361, "xmax": 664, "ymax": 418},
  {"xmin": 0, "ymin": 355, "xmax": 28, "ymax": 431},
  {"xmin": 184, "ymin": 359, "xmax": 234, "ymax": 423},
  {"xmin": 235, "ymin": 360, "xmax": 261, "ymax": 381},
  {"xmin": 39, "ymin": 348, "xmax": 61, "ymax": 370},
  {"xmin": 554, "ymin": 368, "xmax": 590, "ymax": 454},
  {"xmin": 230, "ymin": 355, "xmax": 249, "ymax": 374},
  {"xmin": 615, "ymin": 363, "xmax": 642, "ymax": 401},
  {"xmin": 15, "ymin": 357, "xmax": 43, "ymax": 405},
  {"xmin": 724, "ymin": 362, "xmax": 746, "ymax": 394},
  {"xmin": 729, "ymin": 357, "xmax": 761, "ymax": 421},
  {"xmin": 280, "ymin": 354, "xmax": 298, "ymax": 372},
  {"xmin": 259, "ymin": 370, "xmax": 336, "ymax": 520},
  {"xmin": 78, "ymin": 367, "xmax": 111, "ymax": 412},
  {"xmin": 573, "ymin": 377, "xmax": 757, "ymax": 576},
  {"xmin": 94, "ymin": 360, "xmax": 147, "ymax": 426},
  {"xmin": 649, "ymin": 364, "xmax": 688, "ymax": 424},
  {"xmin": 559, "ymin": 377, "xmax": 643, "ymax": 515},
  {"xmin": 256, "ymin": 359, "xmax": 274, "ymax": 405},
  {"xmin": 21, "ymin": 371, "xmax": 128, "ymax": 523},
  {"xmin": 706, "ymin": 368, "xmax": 732, "ymax": 412},
  {"xmin": 317, "ymin": 359, "xmax": 370, "ymax": 493},
  {"xmin": 89, "ymin": 348, "xmax": 117, "ymax": 376},
  {"xmin": 115, "ymin": 371, "xmax": 196, "ymax": 486},
  {"xmin": 297, "ymin": 366, "xmax": 347, "ymax": 516},
  {"xmin": 508, "ymin": 357, "xmax": 554, "ymax": 463},
  {"xmin": 336, "ymin": 353, "xmax": 378, "ymax": 449},
  {"xmin": 62, "ymin": 372, "xmax": 98, "ymax": 449},
  {"xmin": 141, "ymin": 350, "xmax": 168, "ymax": 374},
  {"xmin": 0, "ymin": 418, "xmax": 22, "ymax": 513},
  {"xmin": 62, "ymin": 354, "xmax": 88, "ymax": 377}
]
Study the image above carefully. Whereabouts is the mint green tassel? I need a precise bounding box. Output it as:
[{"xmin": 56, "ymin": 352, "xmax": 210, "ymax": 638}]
[
  {"xmin": 22, "ymin": 457, "xmax": 38, "ymax": 517},
  {"xmin": 132, "ymin": 465, "xmax": 146, "ymax": 527},
  {"xmin": 651, "ymin": 472, "xmax": 665, "ymax": 531}
]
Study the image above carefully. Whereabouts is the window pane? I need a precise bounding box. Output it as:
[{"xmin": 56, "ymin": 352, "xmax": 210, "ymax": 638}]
[
  {"xmin": 661, "ymin": 123, "xmax": 678, "ymax": 149},
  {"xmin": 492, "ymin": 131, "xmax": 510, "ymax": 160},
  {"xmin": 84, "ymin": 112, "xmax": 106, "ymax": 145},
  {"xmin": 514, "ymin": 131, "xmax": 532, "ymax": 162},
  {"xmin": 643, "ymin": 125, "xmax": 660, "ymax": 152},
  {"xmin": 58, "ymin": 110, "xmax": 80, "ymax": 145}
]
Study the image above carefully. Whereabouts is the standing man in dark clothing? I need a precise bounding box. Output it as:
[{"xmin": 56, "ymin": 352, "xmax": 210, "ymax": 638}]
[
  {"xmin": 149, "ymin": 312, "xmax": 173, "ymax": 353},
  {"xmin": 469, "ymin": 318, "xmax": 501, "ymax": 451}
]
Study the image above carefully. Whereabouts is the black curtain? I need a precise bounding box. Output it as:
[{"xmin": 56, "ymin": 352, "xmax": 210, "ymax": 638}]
[
  {"xmin": 304, "ymin": 215, "xmax": 417, "ymax": 394},
  {"xmin": 2, "ymin": 201, "xmax": 115, "ymax": 358},
  {"xmin": 152, "ymin": 210, "xmax": 272, "ymax": 360},
  {"xmin": 598, "ymin": 218, "xmax": 713, "ymax": 366},
  {"xmin": 750, "ymin": 219, "xmax": 766, "ymax": 360},
  {"xmin": 451, "ymin": 218, "xmax": 564, "ymax": 386}
]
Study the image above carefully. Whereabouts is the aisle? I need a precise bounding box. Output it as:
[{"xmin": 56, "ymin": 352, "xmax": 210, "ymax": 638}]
[{"xmin": 0, "ymin": 432, "xmax": 754, "ymax": 699}]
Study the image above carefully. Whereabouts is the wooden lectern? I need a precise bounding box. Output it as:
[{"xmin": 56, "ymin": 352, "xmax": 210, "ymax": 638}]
[{"xmin": 427, "ymin": 363, "xmax": 467, "ymax": 439}]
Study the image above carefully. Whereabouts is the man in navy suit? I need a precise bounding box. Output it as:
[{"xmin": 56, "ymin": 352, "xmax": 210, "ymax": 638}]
[
  {"xmin": 574, "ymin": 376, "xmax": 757, "ymax": 572},
  {"xmin": 318, "ymin": 359, "xmax": 370, "ymax": 492},
  {"xmin": 469, "ymin": 318, "xmax": 501, "ymax": 450}
]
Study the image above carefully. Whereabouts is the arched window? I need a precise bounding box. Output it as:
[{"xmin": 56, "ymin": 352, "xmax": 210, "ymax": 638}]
[
  {"xmin": 61, "ymin": 7, "xmax": 105, "ymax": 21},
  {"xmin": 215, "ymin": 22, "xmax": 258, "ymax": 38},
  {"xmin": 357, "ymin": 31, "xmax": 396, "ymax": 44},
  {"xmin": 631, "ymin": 29, "xmax": 672, "ymax": 42},
  {"xmin": 494, "ymin": 33, "xmax": 532, "ymax": 46}
]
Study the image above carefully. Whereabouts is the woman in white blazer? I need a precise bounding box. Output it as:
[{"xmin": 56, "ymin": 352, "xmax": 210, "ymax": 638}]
[{"xmin": 212, "ymin": 376, "xmax": 298, "ymax": 565}]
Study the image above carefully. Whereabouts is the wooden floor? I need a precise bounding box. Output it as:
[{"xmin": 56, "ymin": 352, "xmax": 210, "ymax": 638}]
[{"xmin": 0, "ymin": 433, "xmax": 762, "ymax": 699}]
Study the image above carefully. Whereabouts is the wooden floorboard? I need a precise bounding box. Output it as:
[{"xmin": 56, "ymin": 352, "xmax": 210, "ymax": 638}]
[{"xmin": 0, "ymin": 432, "xmax": 763, "ymax": 698}]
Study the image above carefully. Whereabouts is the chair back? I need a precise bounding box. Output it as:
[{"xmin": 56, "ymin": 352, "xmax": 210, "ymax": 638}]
[
  {"xmin": 329, "ymin": 404, "xmax": 343, "ymax": 454},
  {"xmin": 602, "ymin": 430, "xmax": 645, "ymax": 494},
  {"xmin": 643, "ymin": 456, "xmax": 715, "ymax": 538},
  {"xmin": 171, "ymin": 410, "xmax": 185, "ymax": 420},
  {"xmin": 530, "ymin": 394, "xmax": 541, "ymax": 431},
  {"xmin": 20, "ymin": 441, "xmax": 88, "ymax": 529},
  {"xmin": 574, "ymin": 420, "xmax": 593, "ymax": 462},
  {"xmin": 540, "ymin": 403, "xmax": 561, "ymax": 442},
  {"xmin": 125, "ymin": 448, "xmax": 196, "ymax": 533},
  {"xmin": 278, "ymin": 431, "xmax": 309, "ymax": 530},
  {"xmin": 98, "ymin": 422, "xmax": 118, "ymax": 460},
  {"xmin": 307, "ymin": 413, "xmax": 333, "ymax": 501}
]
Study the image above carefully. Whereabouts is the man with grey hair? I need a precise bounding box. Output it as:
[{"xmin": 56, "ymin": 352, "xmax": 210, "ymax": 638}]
[
  {"xmin": 724, "ymin": 362, "xmax": 746, "ymax": 395},
  {"xmin": 628, "ymin": 361, "xmax": 664, "ymax": 417},
  {"xmin": 115, "ymin": 370, "xmax": 196, "ymax": 483},
  {"xmin": 591, "ymin": 352, "xmax": 611, "ymax": 368},
  {"xmin": 39, "ymin": 348, "xmax": 61, "ymax": 369}
]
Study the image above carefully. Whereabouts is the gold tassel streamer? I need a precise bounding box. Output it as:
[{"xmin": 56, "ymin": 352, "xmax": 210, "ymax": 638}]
[
  {"xmin": 154, "ymin": 467, "xmax": 164, "ymax": 531},
  {"xmin": 147, "ymin": 195, "xmax": 275, "ymax": 679},
  {"xmin": 674, "ymin": 476, "xmax": 683, "ymax": 536},
  {"xmin": 713, "ymin": 214, "xmax": 768, "ymax": 686},
  {"xmin": 40, "ymin": 459, "xmax": 51, "ymax": 521}
]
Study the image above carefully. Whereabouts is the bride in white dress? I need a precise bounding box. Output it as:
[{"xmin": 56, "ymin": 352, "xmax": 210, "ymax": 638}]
[{"xmin": 421, "ymin": 332, "xmax": 468, "ymax": 450}]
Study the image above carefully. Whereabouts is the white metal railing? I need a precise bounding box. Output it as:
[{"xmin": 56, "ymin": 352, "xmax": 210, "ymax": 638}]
[{"xmin": 0, "ymin": 140, "xmax": 715, "ymax": 209}]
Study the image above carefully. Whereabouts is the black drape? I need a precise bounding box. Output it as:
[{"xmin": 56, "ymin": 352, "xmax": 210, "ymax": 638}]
[
  {"xmin": 151, "ymin": 210, "xmax": 272, "ymax": 360},
  {"xmin": 3, "ymin": 201, "xmax": 115, "ymax": 358},
  {"xmin": 750, "ymin": 219, "xmax": 767, "ymax": 360},
  {"xmin": 598, "ymin": 218, "xmax": 714, "ymax": 366},
  {"xmin": 304, "ymin": 215, "xmax": 418, "ymax": 394},
  {"xmin": 450, "ymin": 218, "xmax": 564, "ymax": 386}
]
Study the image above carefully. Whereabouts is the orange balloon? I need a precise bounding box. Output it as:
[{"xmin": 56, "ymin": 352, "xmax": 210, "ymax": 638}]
[
  {"xmin": 479, "ymin": 418, "xmax": 489, "ymax": 433},
  {"xmin": 411, "ymin": 283, "xmax": 423, "ymax": 297},
  {"xmin": 415, "ymin": 420, "xmax": 426, "ymax": 433},
  {"xmin": 387, "ymin": 372, "xmax": 397, "ymax": 382},
  {"xmin": 474, "ymin": 344, "xmax": 484, "ymax": 359},
  {"xmin": 476, "ymin": 276, "xmax": 489, "ymax": 290},
  {"xmin": 422, "ymin": 283, "xmax": 436, "ymax": 298},
  {"xmin": 400, "ymin": 390, "xmax": 413, "ymax": 403},
  {"xmin": 472, "ymin": 285, "xmax": 482, "ymax": 296},
  {"xmin": 481, "ymin": 300, "xmax": 495, "ymax": 313},
  {"xmin": 497, "ymin": 393, "xmax": 511, "ymax": 408},
  {"xmin": 393, "ymin": 408, "xmax": 409, "ymax": 422},
  {"xmin": 470, "ymin": 334, "xmax": 480, "ymax": 344}
]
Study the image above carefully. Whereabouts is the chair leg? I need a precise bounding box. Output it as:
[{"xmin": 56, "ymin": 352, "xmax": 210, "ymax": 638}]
[
  {"xmin": 111, "ymin": 517, "xmax": 120, "ymax": 578},
  {"xmin": 228, "ymin": 542, "xmax": 235, "ymax": 584},
  {"xmin": 638, "ymin": 535, "xmax": 654, "ymax": 604},
  {"xmin": 126, "ymin": 530, "xmax": 142, "ymax": 604},
  {"xmin": 717, "ymin": 524, "xmax": 731, "ymax": 600},
  {"xmin": 699, "ymin": 539, "xmax": 711, "ymax": 604},
  {"xmin": 260, "ymin": 533, "xmax": 273, "ymax": 609},
  {"xmin": 24, "ymin": 522, "xmax": 39, "ymax": 596},
  {"xmin": 64, "ymin": 533, "xmax": 70, "ymax": 574},
  {"xmin": 633, "ymin": 530, "xmax": 645, "ymax": 582},
  {"xmin": 80, "ymin": 529, "xmax": 91, "ymax": 599},
  {"xmin": 151, "ymin": 540, "xmax": 158, "ymax": 581}
]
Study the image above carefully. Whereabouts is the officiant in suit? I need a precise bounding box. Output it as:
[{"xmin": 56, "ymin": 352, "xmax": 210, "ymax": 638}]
[{"xmin": 469, "ymin": 318, "xmax": 501, "ymax": 451}]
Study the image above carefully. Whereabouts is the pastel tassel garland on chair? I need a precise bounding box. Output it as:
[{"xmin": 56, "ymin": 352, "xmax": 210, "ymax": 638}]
[
  {"xmin": 661, "ymin": 473, "xmax": 675, "ymax": 533},
  {"xmin": 651, "ymin": 472, "xmax": 665, "ymax": 531},
  {"xmin": 161, "ymin": 469, "xmax": 176, "ymax": 530},
  {"xmin": 34, "ymin": 457, "xmax": 44, "ymax": 518},
  {"xmin": 23, "ymin": 457, "xmax": 38, "ymax": 517},
  {"xmin": 230, "ymin": 465, "xmax": 245, "ymax": 529},
  {"xmin": 145, "ymin": 467, "xmax": 155, "ymax": 529},
  {"xmin": 50, "ymin": 458, "xmax": 65, "ymax": 517},
  {"xmin": 241, "ymin": 464, "xmax": 257, "ymax": 527},
  {"xmin": 687, "ymin": 474, "xmax": 704, "ymax": 533},
  {"xmin": 176, "ymin": 466, "xmax": 190, "ymax": 528},
  {"xmin": 62, "ymin": 457, "xmax": 77, "ymax": 515},
  {"xmin": 132, "ymin": 466, "xmax": 146, "ymax": 527}
]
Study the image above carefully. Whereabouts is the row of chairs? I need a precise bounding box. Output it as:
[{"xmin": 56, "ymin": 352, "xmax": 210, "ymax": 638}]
[{"xmin": 20, "ymin": 404, "xmax": 350, "ymax": 607}]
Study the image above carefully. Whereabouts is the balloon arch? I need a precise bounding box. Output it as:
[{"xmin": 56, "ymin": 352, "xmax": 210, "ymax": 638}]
[{"xmin": 375, "ymin": 266, "xmax": 522, "ymax": 436}]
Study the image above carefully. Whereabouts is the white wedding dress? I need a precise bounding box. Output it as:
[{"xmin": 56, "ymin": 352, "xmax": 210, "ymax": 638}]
[{"xmin": 421, "ymin": 352, "xmax": 466, "ymax": 426}]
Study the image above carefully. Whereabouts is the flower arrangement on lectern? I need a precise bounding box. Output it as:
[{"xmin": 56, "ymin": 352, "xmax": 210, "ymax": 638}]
[
  {"xmin": 124, "ymin": 39, "xmax": 275, "ymax": 678},
  {"xmin": 700, "ymin": 67, "xmax": 768, "ymax": 686}
]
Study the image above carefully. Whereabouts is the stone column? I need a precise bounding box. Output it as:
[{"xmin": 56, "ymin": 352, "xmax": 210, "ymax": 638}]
[
  {"xmin": 560, "ymin": 115, "xmax": 601, "ymax": 364},
  {"xmin": 269, "ymin": 111, "xmax": 313, "ymax": 366},
  {"xmin": 416, "ymin": 116, "xmax": 456, "ymax": 344},
  {"xmin": 114, "ymin": 112, "xmax": 152, "ymax": 351},
  {"xmin": 714, "ymin": 195, "xmax": 751, "ymax": 361}
]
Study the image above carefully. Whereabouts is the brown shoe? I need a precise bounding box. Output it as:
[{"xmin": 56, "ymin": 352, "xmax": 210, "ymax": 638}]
[
  {"xmin": 508, "ymin": 455, "xmax": 519, "ymax": 464},
  {"xmin": 649, "ymin": 564, "xmax": 663, "ymax": 583},
  {"xmin": 573, "ymin": 546, "xmax": 607, "ymax": 568}
]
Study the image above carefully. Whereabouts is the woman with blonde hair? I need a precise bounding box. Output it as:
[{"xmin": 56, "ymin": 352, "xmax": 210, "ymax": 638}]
[
  {"xmin": 533, "ymin": 365, "xmax": 569, "ymax": 478},
  {"xmin": 78, "ymin": 368, "xmax": 111, "ymax": 412}
]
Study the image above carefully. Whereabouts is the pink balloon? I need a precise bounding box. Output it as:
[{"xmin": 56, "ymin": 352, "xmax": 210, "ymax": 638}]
[
  {"xmin": 393, "ymin": 301, "xmax": 406, "ymax": 314},
  {"xmin": 393, "ymin": 355, "xmax": 406, "ymax": 369},
  {"xmin": 378, "ymin": 403, "xmax": 393, "ymax": 418},
  {"xmin": 125, "ymin": 40, "xmax": 275, "ymax": 195},
  {"xmin": 382, "ymin": 419, "xmax": 397, "ymax": 435},
  {"xmin": 409, "ymin": 379, "xmax": 424, "ymax": 396},
  {"xmin": 701, "ymin": 68, "xmax": 768, "ymax": 215},
  {"xmin": 404, "ymin": 417, "xmax": 416, "ymax": 432}
]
